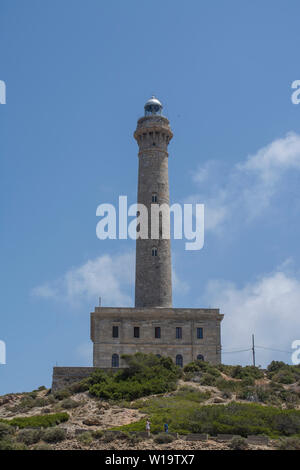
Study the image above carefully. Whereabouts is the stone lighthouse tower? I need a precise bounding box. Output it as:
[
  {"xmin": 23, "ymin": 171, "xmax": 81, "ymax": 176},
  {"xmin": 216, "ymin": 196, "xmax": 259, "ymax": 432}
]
[{"xmin": 134, "ymin": 96, "xmax": 173, "ymax": 308}]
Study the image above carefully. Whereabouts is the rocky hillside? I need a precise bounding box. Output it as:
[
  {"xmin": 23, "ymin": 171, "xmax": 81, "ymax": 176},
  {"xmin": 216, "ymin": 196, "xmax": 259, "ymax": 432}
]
[{"xmin": 0, "ymin": 355, "xmax": 300, "ymax": 450}]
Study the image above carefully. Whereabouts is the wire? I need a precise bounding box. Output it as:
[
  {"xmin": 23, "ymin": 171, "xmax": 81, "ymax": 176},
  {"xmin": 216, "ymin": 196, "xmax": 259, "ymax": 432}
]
[
  {"xmin": 222, "ymin": 348, "xmax": 252, "ymax": 354},
  {"xmin": 221, "ymin": 345, "xmax": 293, "ymax": 355},
  {"xmin": 256, "ymin": 346, "xmax": 293, "ymax": 354}
]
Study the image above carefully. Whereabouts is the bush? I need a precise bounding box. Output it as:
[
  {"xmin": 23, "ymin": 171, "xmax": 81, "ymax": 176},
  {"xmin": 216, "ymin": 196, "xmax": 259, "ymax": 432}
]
[
  {"xmin": 53, "ymin": 389, "xmax": 71, "ymax": 400},
  {"xmin": 230, "ymin": 365, "xmax": 263, "ymax": 381},
  {"xmin": 0, "ymin": 412, "xmax": 69, "ymax": 429},
  {"xmin": 199, "ymin": 374, "xmax": 218, "ymax": 387},
  {"xmin": 153, "ymin": 433, "xmax": 175, "ymax": 444},
  {"xmin": 101, "ymin": 431, "xmax": 128, "ymax": 442},
  {"xmin": 278, "ymin": 437, "xmax": 300, "ymax": 450},
  {"xmin": 77, "ymin": 431, "xmax": 93, "ymax": 445},
  {"xmin": 215, "ymin": 378, "xmax": 240, "ymax": 393},
  {"xmin": 42, "ymin": 427, "xmax": 67, "ymax": 443},
  {"xmin": 68, "ymin": 381, "xmax": 89, "ymax": 394},
  {"xmin": 0, "ymin": 438, "xmax": 28, "ymax": 450},
  {"xmin": 229, "ymin": 436, "xmax": 249, "ymax": 450},
  {"xmin": 17, "ymin": 429, "xmax": 41, "ymax": 445},
  {"xmin": 93, "ymin": 429, "xmax": 104, "ymax": 439},
  {"xmin": 272, "ymin": 370, "xmax": 296, "ymax": 385},
  {"xmin": 176, "ymin": 386, "xmax": 211, "ymax": 402},
  {"xmin": 60, "ymin": 398, "xmax": 80, "ymax": 409},
  {"xmin": 267, "ymin": 361, "xmax": 287, "ymax": 374},
  {"xmin": 34, "ymin": 443, "xmax": 52, "ymax": 450},
  {"xmin": 188, "ymin": 402, "xmax": 300, "ymax": 437},
  {"xmin": 89, "ymin": 353, "xmax": 180, "ymax": 401},
  {"xmin": 183, "ymin": 361, "xmax": 221, "ymax": 378},
  {"xmin": 0, "ymin": 422, "xmax": 14, "ymax": 439}
]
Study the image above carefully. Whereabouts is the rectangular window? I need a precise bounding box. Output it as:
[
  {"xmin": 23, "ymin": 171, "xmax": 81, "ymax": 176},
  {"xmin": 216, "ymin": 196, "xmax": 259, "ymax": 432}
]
[
  {"xmin": 134, "ymin": 327, "xmax": 140, "ymax": 338},
  {"xmin": 152, "ymin": 193, "xmax": 158, "ymax": 203},
  {"xmin": 155, "ymin": 327, "xmax": 161, "ymax": 339},
  {"xmin": 112, "ymin": 326, "xmax": 119, "ymax": 338},
  {"xmin": 197, "ymin": 327, "xmax": 203, "ymax": 339},
  {"xmin": 176, "ymin": 327, "xmax": 182, "ymax": 339}
]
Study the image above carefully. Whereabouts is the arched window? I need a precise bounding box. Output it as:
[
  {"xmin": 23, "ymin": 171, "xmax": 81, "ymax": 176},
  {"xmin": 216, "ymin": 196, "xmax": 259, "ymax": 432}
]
[
  {"xmin": 197, "ymin": 354, "xmax": 204, "ymax": 362},
  {"xmin": 152, "ymin": 247, "xmax": 158, "ymax": 257},
  {"xmin": 112, "ymin": 354, "xmax": 119, "ymax": 368},
  {"xmin": 176, "ymin": 354, "xmax": 183, "ymax": 367}
]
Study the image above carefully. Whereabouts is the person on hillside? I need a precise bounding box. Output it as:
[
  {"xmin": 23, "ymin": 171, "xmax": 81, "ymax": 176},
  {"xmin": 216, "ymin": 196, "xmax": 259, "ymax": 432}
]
[
  {"xmin": 146, "ymin": 419, "xmax": 151, "ymax": 437},
  {"xmin": 164, "ymin": 423, "xmax": 169, "ymax": 433}
]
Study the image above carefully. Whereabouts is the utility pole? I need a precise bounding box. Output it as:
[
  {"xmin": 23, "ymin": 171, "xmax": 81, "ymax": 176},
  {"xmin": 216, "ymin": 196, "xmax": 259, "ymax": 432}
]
[{"xmin": 252, "ymin": 334, "xmax": 256, "ymax": 367}]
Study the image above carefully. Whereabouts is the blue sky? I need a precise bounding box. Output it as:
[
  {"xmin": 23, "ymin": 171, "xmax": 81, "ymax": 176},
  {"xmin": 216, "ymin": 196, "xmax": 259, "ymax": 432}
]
[{"xmin": 1, "ymin": 0, "xmax": 300, "ymax": 394}]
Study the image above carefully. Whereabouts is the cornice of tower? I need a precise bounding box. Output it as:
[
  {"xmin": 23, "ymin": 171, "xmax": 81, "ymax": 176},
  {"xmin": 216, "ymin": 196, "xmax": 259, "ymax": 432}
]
[{"xmin": 134, "ymin": 115, "xmax": 173, "ymax": 142}]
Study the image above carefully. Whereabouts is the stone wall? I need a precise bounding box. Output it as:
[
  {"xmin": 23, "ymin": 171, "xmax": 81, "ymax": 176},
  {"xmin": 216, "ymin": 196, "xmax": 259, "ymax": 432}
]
[
  {"xmin": 91, "ymin": 307, "xmax": 223, "ymax": 368},
  {"xmin": 51, "ymin": 367, "xmax": 96, "ymax": 391}
]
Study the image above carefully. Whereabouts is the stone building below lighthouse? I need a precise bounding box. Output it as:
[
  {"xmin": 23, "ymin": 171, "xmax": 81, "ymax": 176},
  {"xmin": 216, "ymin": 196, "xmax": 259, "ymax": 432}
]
[{"xmin": 90, "ymin": 97, "xmax": 223, "ymax": 369}]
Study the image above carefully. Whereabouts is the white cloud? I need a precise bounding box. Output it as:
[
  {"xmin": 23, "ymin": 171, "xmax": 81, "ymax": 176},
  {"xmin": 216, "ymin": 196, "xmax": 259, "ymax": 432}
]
[
  {"xmin": 32, "ymin": 251, "xmax": 189, "ymax": 308},
  {"xmin": 190, "ymin": 131, "xmax": 300, "ymax": 233},
  {"xmin": 31, "ymin": 252, "xmax": 135, "ymax": 308},
  {"xmin": 203, "ymin": 262, "xmax": 300, "ymax": 366},
  {"xmin": 172, "ymin": 269, "xmax": 190, "ymax": 296}
]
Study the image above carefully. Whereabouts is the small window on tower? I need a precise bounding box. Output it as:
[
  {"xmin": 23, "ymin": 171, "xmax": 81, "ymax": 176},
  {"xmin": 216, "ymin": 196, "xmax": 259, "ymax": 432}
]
[
  {"xmin": 155, "ymin": 327, "xmax": 161, "ymax": 339},
  {"xmin": 152, "ymin": 247, "xmax": 158, "ymax": 257},
  {"xmin": 112, "ymin": 326, "xmax": 119, "ymax": 338},
  {"xmin": 134, "ymin": 327, "xmax": 140, "ymax": 338},
  {"xmin": 152, "ymin": 193, "xmax": 158, "ymax": 203},
  {"xmin": 197, "ymin": 327, "xmax": 203, "ymax": 339},
  {"xmin": 176, "ymin": 327, "xmax": 182, "ymax": 339}
]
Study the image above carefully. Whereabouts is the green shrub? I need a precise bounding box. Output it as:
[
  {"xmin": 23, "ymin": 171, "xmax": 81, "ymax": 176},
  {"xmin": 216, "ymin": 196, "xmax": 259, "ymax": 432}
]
[
  {"xmin": 0, "ymin": 412, "xmax": 69, "ymax": 429},
  {"xmin": 278, "ymin": 437, "xmax": 300, "ymax": 450},
  {"xmin": 60, "ymin": 398, "xmax": 80, "ymax": 409},
  {"xmin": 230, "ymin": 365, "xmax": 264, "ymax": 381},
  {"xmin": 0, "ymin": 438, "xmax": 28, "ymax": 450},
  {"xmin": 267, "ymin": 362, "xmax": 300, "ymax": 384},
  {"xmin": 199, "ymin": 374, "xmax": 218, "ymax": 386},
  {"xmin": 176, "ymin": 386, "xmax": 211, "ymax": 402},
  {"xmin": 229, "ymin": 436, "xmax": 249, "ymax": 450},
  {"xmin": 77, "ymin": 431, "xmax": 93, "ymax": 445},
  {"xmin": 93, "ymin": 429, "xmax": 104, "ymax": 439},
  {"xmin": 42, "ymin": 427, "xmax": 66, "ymax": 443},
  {"xmin": 241, "ymin": 377, "xmax": 255, "ymax": 387},
  {"xmin": 153, "ymin": 433, "xmax": 175, "ymax": 444},
  {"xmin": 17, "ymin": 429, "xmax": 41, "ymax": 445},
  {"xmin": 89, "ymin": 353, "xmax": 180, "ymax": 401},
  {"xmin": 34, "ymin": 443, "xmax": 52, "ymax": 450},
  {"xmin": 0, "ymin": 422, "xmax": 14, "ymax": 439},
  {"xmin": 272, "ymin": 370, "xmax": 296, "ymax": 384},
  {"xmin": 267, "ymin": 361, "xmax": 287, "ymax": 374},
  {"xmin": 68, "ymin": 381, "xmax": 89, "ymax": 394},
  {"xmin": 101, "ymin": 431, "xmax": 128, "ymax": 442},
  {"xmin": 215, "ymin": 378, "xmax": 240, "ymax": 393},
  {"xmin": 184, "ymin": 361, "xmax": 221, "ymax": 377},
  {"xmin": 53, "ymin": 389, "xmax": 71, "ymax": 400}
]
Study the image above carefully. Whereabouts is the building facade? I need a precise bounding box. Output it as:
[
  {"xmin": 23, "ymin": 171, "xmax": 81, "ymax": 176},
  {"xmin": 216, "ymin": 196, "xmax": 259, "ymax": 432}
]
[{"xmin": 91, "ymin": 97, "xmax": 223, "ymax": 368}]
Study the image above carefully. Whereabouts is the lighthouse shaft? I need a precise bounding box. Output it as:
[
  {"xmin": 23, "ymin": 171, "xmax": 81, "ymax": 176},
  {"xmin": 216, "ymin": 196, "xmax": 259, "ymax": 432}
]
[{"xmin": 134, "ymin": 98, "xmax": 173, "ymax": 308}]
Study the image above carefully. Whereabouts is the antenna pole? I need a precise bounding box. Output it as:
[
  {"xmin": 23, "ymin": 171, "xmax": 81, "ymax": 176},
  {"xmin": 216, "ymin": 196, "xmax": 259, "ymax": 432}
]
[{"xmin": 252, "ymin": 334, "xmax": 256, "ymax": 367}]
